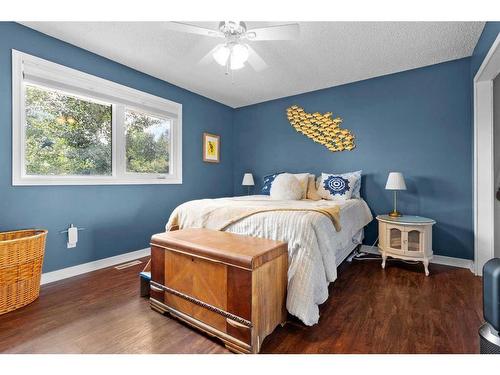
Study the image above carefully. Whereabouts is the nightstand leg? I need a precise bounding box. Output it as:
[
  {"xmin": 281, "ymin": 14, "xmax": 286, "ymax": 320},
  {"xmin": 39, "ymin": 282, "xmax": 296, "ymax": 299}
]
[
  {"xmin": 423, "ymin": 258, "xmax": 430, "ymax": 276},
  {"xmin": 381, "ymin": 252, "xmax": 387, "ymax": 269}
]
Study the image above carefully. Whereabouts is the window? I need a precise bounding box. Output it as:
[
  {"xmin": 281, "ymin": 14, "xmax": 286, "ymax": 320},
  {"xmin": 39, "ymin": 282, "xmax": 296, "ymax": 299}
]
[
  {"xmin": 12, "ymin": 50, "xmax": 182, "ymax": 185},
  {"xmin": 124, "ymin": 109, "xmax": 170, "ymax": 174},
  {"xmin": 25, "ymin": 85, "xmax": 113, "ymax": 177}
]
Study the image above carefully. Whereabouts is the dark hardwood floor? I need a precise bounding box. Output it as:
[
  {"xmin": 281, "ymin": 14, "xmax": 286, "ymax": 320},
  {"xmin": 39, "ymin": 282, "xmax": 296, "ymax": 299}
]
[{"xmin": 0, "ymin": 256, "xmax": 482, "ymax": 354}]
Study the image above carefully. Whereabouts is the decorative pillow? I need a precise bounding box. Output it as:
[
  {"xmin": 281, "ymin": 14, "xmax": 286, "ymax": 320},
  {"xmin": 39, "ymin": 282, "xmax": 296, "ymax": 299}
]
[
  {"xmin": 290, "ymin": 173, "xmax": 310, "ymax": 199},
  {"xmin": 270, "ymin": 173, "xmax": 303, "ymax": 200},
  {"xmin": 347, "ymin": 170, "xmax": 362, "ymax": 198},
  {"xmin": 317, "ymin": 171, "xmax": 362, "ymax": 200},
  {"xmin": 306, "ymin": 175, "xmax": 322, "ymax": 200},
  {"xmin": 261, "ymin": 172, "xmax": 283, "ymax": 195},
  {"xmin": 317, "ymin": 170, "xmax": 362, "ymax": 199}
]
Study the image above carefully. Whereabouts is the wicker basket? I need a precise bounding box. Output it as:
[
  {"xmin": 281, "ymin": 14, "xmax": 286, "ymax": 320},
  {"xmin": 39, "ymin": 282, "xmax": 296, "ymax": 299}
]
[{"xmin": 0, "ymin": 229, "xmax": 47, "ymax": 315}]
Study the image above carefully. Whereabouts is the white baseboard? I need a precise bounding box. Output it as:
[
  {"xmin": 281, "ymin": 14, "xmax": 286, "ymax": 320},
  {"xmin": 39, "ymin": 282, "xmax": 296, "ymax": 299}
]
[
  {"xmin": 431, "ymin": 255, "xmax": 474, "ymax": 272},
  {"xmin": 359, "ymin": 245, "xmax": 474, "ymax": 272},
  {"xmin": 40, "ymin": 243, "xmax": 475, "ymax": 286},
  {"xmin": 41, "ymin": 248, "xmax": 151, "ymax": 285}
]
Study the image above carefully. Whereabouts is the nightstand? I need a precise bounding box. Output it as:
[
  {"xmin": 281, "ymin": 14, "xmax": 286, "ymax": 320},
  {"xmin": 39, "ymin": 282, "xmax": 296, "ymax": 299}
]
[{"xmin": 376, "ymin": 215, "xmax": 436, "ymax": 276}]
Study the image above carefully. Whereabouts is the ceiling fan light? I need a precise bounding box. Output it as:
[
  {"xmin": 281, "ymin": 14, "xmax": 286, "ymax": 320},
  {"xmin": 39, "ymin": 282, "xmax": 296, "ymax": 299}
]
[
  {"xmin": 231, "ymin": 43, "xmax": 249, "ymax": 64},
  {"xmin": 230, "ymin": 54, "xmax": 245, "ymax": 70},
  {"xmin": 213, "ymin": 44, "xmax": 230, "ymax": 66}
]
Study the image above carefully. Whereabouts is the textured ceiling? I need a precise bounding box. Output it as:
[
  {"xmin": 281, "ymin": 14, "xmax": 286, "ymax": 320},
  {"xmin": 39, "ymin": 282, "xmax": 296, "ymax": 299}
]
[{"xmin": 21, "ymin": 22, "xmax": 484, "ymax": 108}]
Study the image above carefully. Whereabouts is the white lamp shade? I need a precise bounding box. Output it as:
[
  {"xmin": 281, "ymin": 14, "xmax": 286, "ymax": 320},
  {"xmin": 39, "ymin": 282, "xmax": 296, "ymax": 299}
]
[
  {"xmin": 385, "ymin": 172, "xmax": 407, "ymax": 190},
  {"xmin": 242, "ymin": 173, "xmax": 255, "ymax": 186}
]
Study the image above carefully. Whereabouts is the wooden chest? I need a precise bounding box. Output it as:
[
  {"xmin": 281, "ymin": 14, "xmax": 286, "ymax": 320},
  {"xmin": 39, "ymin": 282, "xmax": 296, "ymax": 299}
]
[{"xmin": 149, "ymin": 228, "xmax": 288, "ymax": 354}]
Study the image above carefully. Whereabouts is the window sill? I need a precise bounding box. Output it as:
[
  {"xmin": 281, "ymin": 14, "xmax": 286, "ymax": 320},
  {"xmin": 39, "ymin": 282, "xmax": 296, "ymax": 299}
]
[{"xmin": 12, "ymin": 176, "xmax": 183, "ymax": 186}]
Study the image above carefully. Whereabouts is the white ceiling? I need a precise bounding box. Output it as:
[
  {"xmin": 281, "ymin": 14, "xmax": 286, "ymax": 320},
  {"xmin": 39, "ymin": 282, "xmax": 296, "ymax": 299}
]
[{"xmin": 21, "ymin": 22, "xmax": 484, "ymax": 108}]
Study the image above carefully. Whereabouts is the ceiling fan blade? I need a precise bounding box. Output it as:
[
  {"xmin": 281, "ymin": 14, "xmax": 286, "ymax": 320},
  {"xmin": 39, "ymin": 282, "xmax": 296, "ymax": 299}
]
[
  {"xmin": 197, "ymin": 45, "xmax": 221, "ymax": 66},
  {"xmin": 165, "ymin": 22, "xmax": 224, "ymax": 38},
  {"xmin": 244, "ymin": 23, "xmax": 299, "ymax": 41},
  {"xmin": 246, "ymin": 45, "xmax": 268, "ymax": 72}
]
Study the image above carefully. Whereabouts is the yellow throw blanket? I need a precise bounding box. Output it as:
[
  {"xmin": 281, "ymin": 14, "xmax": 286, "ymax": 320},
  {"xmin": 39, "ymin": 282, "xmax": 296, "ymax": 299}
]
[{"xmin": 166, "ymin": 198, "xmax": 341, "ymax": 232}]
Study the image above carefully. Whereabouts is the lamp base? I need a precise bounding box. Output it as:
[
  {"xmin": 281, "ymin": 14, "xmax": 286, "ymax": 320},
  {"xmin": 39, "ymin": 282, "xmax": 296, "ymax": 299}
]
[{"xmin": 388, "ymin": 210, "xmax": 402, "ymax": 217}]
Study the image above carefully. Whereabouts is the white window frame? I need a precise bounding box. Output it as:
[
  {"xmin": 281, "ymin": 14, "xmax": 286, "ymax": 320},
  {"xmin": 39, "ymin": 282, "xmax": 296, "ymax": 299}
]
[{"xmin": 12, "ymin": 50, "xmax": 182, "ymax": 185}]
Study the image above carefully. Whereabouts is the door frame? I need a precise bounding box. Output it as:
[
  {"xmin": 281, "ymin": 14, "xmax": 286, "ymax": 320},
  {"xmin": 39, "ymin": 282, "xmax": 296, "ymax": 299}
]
[{"xmin": 474, "ymin": 33, "xmax": 500, "ymax": 275}]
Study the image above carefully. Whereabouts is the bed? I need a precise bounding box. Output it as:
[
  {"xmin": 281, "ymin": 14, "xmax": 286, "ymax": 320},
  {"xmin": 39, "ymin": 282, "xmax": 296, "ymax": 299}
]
[{"xmin": 165, "ymin": 195, "xmax": 373, "ymax": 326}]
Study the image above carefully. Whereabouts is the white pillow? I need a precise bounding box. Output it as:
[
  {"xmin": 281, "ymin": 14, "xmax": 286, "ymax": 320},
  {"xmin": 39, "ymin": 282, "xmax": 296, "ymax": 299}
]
[
  {"xmin": 317, "ymin": 172, "xmax": 360, "ymax": 201},
  {"xmin": 270, "ymin": 173, "xmax": 303, "ymax": 200}
]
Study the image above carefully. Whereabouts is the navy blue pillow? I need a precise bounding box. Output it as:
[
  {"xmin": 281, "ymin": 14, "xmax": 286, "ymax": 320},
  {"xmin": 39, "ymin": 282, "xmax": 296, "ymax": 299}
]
[{"xmin": 261, "ymin": 172, "xmax": 283, "ymax": 195}]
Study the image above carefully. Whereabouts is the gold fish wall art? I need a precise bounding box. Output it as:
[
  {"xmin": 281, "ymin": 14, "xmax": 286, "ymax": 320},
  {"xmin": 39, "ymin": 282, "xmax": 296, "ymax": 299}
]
[{"xmin": 286, "ymin": 105, "xmax": 355, "ymax": 152}]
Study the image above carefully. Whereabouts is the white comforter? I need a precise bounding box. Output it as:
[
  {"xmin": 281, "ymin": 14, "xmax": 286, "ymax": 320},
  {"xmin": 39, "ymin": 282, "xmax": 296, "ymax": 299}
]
[{"xmin": 165, "ymin": 196, "xmax": 372, "ymax": 326}]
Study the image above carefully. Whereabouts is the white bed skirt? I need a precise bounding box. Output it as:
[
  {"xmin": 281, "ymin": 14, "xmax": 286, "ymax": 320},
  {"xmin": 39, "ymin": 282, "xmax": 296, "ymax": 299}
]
[{"xmin": 336, "ymin": 229, "xmax": 364, "ymax": 266}]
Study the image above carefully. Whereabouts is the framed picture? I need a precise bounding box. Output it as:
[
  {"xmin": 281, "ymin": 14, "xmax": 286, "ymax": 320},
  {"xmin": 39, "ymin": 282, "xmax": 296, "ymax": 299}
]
[{"xmin": 203, "ymin": 132, "xmax": 220, "ymax": 163}]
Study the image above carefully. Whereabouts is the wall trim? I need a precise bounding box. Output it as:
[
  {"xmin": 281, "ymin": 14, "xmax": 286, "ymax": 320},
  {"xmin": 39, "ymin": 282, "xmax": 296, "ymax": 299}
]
[
  {"xmin": 41, "ymin": 248, "xmax": 150, "ymax": 285},
  {"xmin": 431, "ymin": 255, "xmax": 475, "ymax": 271},
  {"xmin": 41, "ymin": 243, "xmax": 476, "ymax": 285},
  {"xmin": 473, "ymin": 33, "xmax": 500, "ymax": 276},
  {"xmin": 359, "ymin": 245, "xmax": 474, "ymax": 272}
]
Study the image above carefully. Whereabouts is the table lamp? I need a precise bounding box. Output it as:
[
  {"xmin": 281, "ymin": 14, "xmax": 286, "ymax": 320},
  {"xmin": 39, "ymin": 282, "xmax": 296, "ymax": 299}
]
[
  {"xmin": 385, "ymin": 172, "xmax": 406, "ymax": 217},
  {"xmin": 242, "ymin": 173, "xmax": 255, "ymax": 195}
]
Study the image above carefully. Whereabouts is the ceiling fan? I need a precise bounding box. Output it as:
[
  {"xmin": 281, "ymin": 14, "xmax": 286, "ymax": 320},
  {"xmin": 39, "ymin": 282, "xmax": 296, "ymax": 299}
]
[{"xmin": 166, "ymin": 21, "xmax": 300, "ymax": 74}]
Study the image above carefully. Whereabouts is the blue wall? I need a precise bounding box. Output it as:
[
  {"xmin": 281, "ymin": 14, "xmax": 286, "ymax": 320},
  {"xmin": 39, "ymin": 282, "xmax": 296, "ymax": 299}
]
[
  {"xmin": 0, "ymin": 22, "xmax": 234, "ymax": 272},
  {"xmin": 233, "ymin": 58, "xmax": 473, "ymax": 259},
  {"xmin": 2, "ymin": 22, "xmax": 494, "ymax": 271}
]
